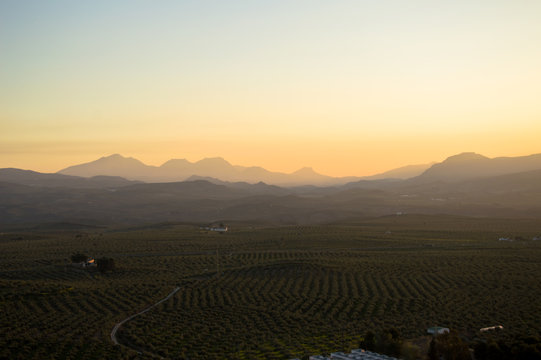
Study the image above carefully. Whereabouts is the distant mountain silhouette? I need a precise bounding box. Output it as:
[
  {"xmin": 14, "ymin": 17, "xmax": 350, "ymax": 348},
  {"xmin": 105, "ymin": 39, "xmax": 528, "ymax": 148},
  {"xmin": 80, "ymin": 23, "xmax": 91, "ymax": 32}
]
[
  {"xmin": 415, "ymin": 152, "xmax": 541, "ymax": 182},
  {"xmin": 59, "ymin": 154, "xmax": 155, "ymax": 180},
  {"xmin": 5, "ymin": 150, "xmax": 541, "ymax": 228},
  {"xmin": 451, "ymin": 168, "xmax": 541, "ymax": 194},
  {"xmin": 184, "ymin": 175, "xmax": 291, "ymax": 196},
  {"xmin": 58, "ymin": 154, "xmax": 359, "ymax": 186},
  {"xmin": 0, "ymin": 168, "xmax": 139, "ymax": 188},
  {"xmin": 54, "ymin": 151, "xmax": 541, "ymax": 187},
  {"xmin": 360, "ymin": 162, "xmax": 435, "ymax": 180},
  {"xmin": 160, "ymin": 158, "xmax": 191, "ymax": 170},
  {"xmin": 3, "ymin": 166, "xmax": 541, "ymax": 227},
  {"xmin": 57, "ymin": 154, "xmax": 444, "ymax": 186}
]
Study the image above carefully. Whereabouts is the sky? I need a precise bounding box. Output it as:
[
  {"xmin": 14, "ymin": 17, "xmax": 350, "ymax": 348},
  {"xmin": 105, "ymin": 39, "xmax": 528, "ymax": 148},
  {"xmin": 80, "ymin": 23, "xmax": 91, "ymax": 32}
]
[{"xmin": 1, "ymin": 0, "xmax": 541, "ymax": 177}]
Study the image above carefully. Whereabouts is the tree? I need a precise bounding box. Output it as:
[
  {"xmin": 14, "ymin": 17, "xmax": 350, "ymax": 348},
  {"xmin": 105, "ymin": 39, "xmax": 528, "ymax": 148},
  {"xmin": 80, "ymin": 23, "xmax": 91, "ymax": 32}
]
[
  {"xmin": 378, "ymin": 328, "xmax": 402, "ymax": 357},
  {"xmin": 70, "ymin": 253, "xmax": 88, "ymax": 263},
  {"xmin": 428, "ymin": 337, "xmax": 438, "ymax": 360},
  {"xmin": 401, "ymin": 342, "xmax": 421, "ymax": 360},
  {"xmin": 360, "ymin": 331, "xmax": 376, "ymax": 351},
  {"xmin": 361, "ymin": 329, "xmax": 402, "ymax": 357},
  {"xmin": 473, "ymin": 341, "xmax": 488, "ymax": 360},
  {"xmin": 96, "ymin": 257, "xmax": 115, "ymax": 272},
  {"xmin": 427, "ymin": 331, "xmax": 470, "ymax": 360}
]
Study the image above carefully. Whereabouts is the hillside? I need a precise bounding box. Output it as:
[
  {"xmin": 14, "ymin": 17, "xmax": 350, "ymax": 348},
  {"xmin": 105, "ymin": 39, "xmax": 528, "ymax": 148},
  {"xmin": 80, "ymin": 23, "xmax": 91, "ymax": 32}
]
[
  {"xmin": 0, "ymin": 168, "xmax": 139, "ymax": 188},
  {"xmin": 415, "ymin": 152, "xmax": 541, "ymax": 182},
  {"xmin": 2, "ymin": 166, "xmax": 541, "ymax": 227}
]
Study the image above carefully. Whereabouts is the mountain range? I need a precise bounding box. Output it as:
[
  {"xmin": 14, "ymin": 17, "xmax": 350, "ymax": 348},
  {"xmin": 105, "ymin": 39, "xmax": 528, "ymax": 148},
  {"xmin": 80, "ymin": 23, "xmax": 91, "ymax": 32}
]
[
  {"xmin": 2, "ymin": 151, "xmax": 541, "ymax": 227},
  {"xmin": 57, "ymin": 151, "xmax": 541, "ymax": 186},
  {"xmin": 57, "ymin": 154, "xmax": 433, "ymax": 186}
]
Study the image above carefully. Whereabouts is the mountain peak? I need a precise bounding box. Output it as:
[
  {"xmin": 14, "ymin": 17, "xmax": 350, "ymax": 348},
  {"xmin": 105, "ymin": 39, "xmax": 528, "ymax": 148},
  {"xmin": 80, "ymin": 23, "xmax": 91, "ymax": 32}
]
[
  {"xmin": 101, "ymin": 153, "xmax": 131, "ymax": 160},
  {"xmin": 97, "ymin": 154, "xmax": 145, "ymax": 164},
  {"xmin": 292, "ymin": 167, "xmax": 319, "ymax": 176},
  {"xmin": 443, "ymin": 152, "xmax": 488, "ymax": 163},
  {"xmin": 105, "ymin": 153, "xmax": 123, "ymax": 159},
  {"xmin": 160, "ymin": 158, "xmax": 191, "ymax": 168},
  {"xmin": 415, "ymin": 151, "xmax": 541, "ymax": 182},
  {"xmin": 196, "ymin": 157, "xmax": 231, "ymax": 166},
  {"xmin": 58, "ymin": 154, "xmax": 149, "ymax": 178}
]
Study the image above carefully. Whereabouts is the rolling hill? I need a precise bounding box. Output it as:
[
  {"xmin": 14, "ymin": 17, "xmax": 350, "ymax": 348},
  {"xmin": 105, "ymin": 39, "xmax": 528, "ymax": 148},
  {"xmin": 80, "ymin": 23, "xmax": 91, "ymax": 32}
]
[
  {"xmin": 2, "ymin": 166, "xmax": 541, "ymax": 227},
  {"xmin": 0, "ymin": 168, "xmax": 140, "ymax": 188},
  {"xmin": 414, "ymin": 152, "xmax": 541, "ymax": 182}
]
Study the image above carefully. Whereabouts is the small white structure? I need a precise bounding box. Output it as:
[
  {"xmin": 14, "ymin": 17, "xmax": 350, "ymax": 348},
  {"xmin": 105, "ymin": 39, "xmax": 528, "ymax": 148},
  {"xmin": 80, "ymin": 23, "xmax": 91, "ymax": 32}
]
[
  {"xmin": 308, "ymin": 349, "xmax": 397, "ymax": 360},
  {"xmin": 427, "ymin": 326, "xmax": 450, "ymax": 335},
  {"xmin": 210, "ymin": 226, "xmax": 228, "ymax": 232},
  {"xmin": 499, "ymin": 237, "xmax": 512, "ymax": 241},
  {"xmin": 200, "ymin": 225, "xmax": 229, "ymax": 232},
  {"xmin": 480, "ymin": 325, "xmax": 503, "ymax": 332}
]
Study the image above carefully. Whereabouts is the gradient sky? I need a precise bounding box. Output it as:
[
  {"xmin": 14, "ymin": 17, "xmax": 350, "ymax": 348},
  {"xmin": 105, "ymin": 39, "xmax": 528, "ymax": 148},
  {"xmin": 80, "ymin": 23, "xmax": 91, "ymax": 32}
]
[{"xmin": 1, "ymin": 0, "xmax": 541, "ymax": 176}]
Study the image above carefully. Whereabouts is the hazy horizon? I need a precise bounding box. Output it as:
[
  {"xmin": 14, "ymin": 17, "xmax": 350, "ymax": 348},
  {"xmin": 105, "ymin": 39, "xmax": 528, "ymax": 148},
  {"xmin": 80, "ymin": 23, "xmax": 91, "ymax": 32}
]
[
  {"xmin": 6, "ymin": 150, "xmax": 541, "ymax": 180},
  {"xmin": 2, "ymin": 2, "xmax": 541, "ymax": 355},
  {"xmin": 2, "ymin": 1, "xmax": 541, "ymax": 176}
]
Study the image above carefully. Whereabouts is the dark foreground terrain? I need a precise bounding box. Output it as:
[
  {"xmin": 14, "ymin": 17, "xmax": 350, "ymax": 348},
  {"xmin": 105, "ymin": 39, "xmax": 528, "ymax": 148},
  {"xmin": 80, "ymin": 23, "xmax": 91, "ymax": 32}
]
[{"xmin": 1, "ymin": 215, "xmax": 541, "ymax": 359}]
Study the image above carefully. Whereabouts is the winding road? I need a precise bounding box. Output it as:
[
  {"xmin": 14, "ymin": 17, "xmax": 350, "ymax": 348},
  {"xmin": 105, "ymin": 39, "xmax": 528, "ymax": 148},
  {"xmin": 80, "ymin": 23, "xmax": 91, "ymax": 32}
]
[{"xmin": 110, "ymin": 286, "xmax": 181, "ymax": 348}]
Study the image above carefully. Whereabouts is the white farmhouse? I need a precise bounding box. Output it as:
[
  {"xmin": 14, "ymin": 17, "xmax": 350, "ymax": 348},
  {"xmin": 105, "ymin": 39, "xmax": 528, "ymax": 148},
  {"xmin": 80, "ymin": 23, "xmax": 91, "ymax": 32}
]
[{"xmin": 427, "ymin": 326, "xmax": 450, "ymax": 335}]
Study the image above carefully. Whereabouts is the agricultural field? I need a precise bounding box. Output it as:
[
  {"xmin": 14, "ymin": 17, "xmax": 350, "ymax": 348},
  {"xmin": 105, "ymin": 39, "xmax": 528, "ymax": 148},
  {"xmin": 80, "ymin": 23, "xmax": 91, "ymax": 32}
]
[{"xmin": 1, "ymin": 214, "xmax": 541, "ymax": 359}]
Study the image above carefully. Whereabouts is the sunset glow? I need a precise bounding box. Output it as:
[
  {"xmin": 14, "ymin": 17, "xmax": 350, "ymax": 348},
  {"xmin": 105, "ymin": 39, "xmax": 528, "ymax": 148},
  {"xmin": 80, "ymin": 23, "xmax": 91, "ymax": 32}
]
[{"xmin": 2, "ymin": 0, "xmax": 540, "ymax": 176}]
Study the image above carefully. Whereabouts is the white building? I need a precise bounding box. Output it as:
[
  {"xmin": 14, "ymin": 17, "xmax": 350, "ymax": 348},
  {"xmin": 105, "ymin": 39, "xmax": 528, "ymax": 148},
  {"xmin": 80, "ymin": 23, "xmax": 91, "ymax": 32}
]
[
  {"xmin": 427, "ymin": 326, "xmax": 450, "ymax": 335},
  {"xmin": 480, "ymin": 325, "xmax": 503, "ymax": 332},
  {"xmin": 210, "ymin": 226, "xmax": 228, "ymax": 232},
  {"xmin": 307, "ymin": 349, "xmax": 397, "ymax": 360},
  {"xmin": 200, "ymin": 225, "xmax": 229, "ymax": 232}
]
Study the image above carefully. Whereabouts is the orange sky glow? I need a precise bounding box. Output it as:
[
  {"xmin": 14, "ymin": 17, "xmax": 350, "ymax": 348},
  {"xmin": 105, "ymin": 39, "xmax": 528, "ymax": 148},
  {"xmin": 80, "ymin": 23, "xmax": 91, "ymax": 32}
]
[{"xmin": 1, "ymin": 1, "xmax": 540, "ymax": 177}]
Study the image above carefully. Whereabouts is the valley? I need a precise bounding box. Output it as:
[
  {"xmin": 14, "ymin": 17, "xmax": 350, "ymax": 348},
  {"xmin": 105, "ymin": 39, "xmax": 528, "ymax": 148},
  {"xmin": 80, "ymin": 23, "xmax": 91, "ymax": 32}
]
[{"xmin": 1, "ymin": 216, "xmax": 540, "ymax": 359}]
